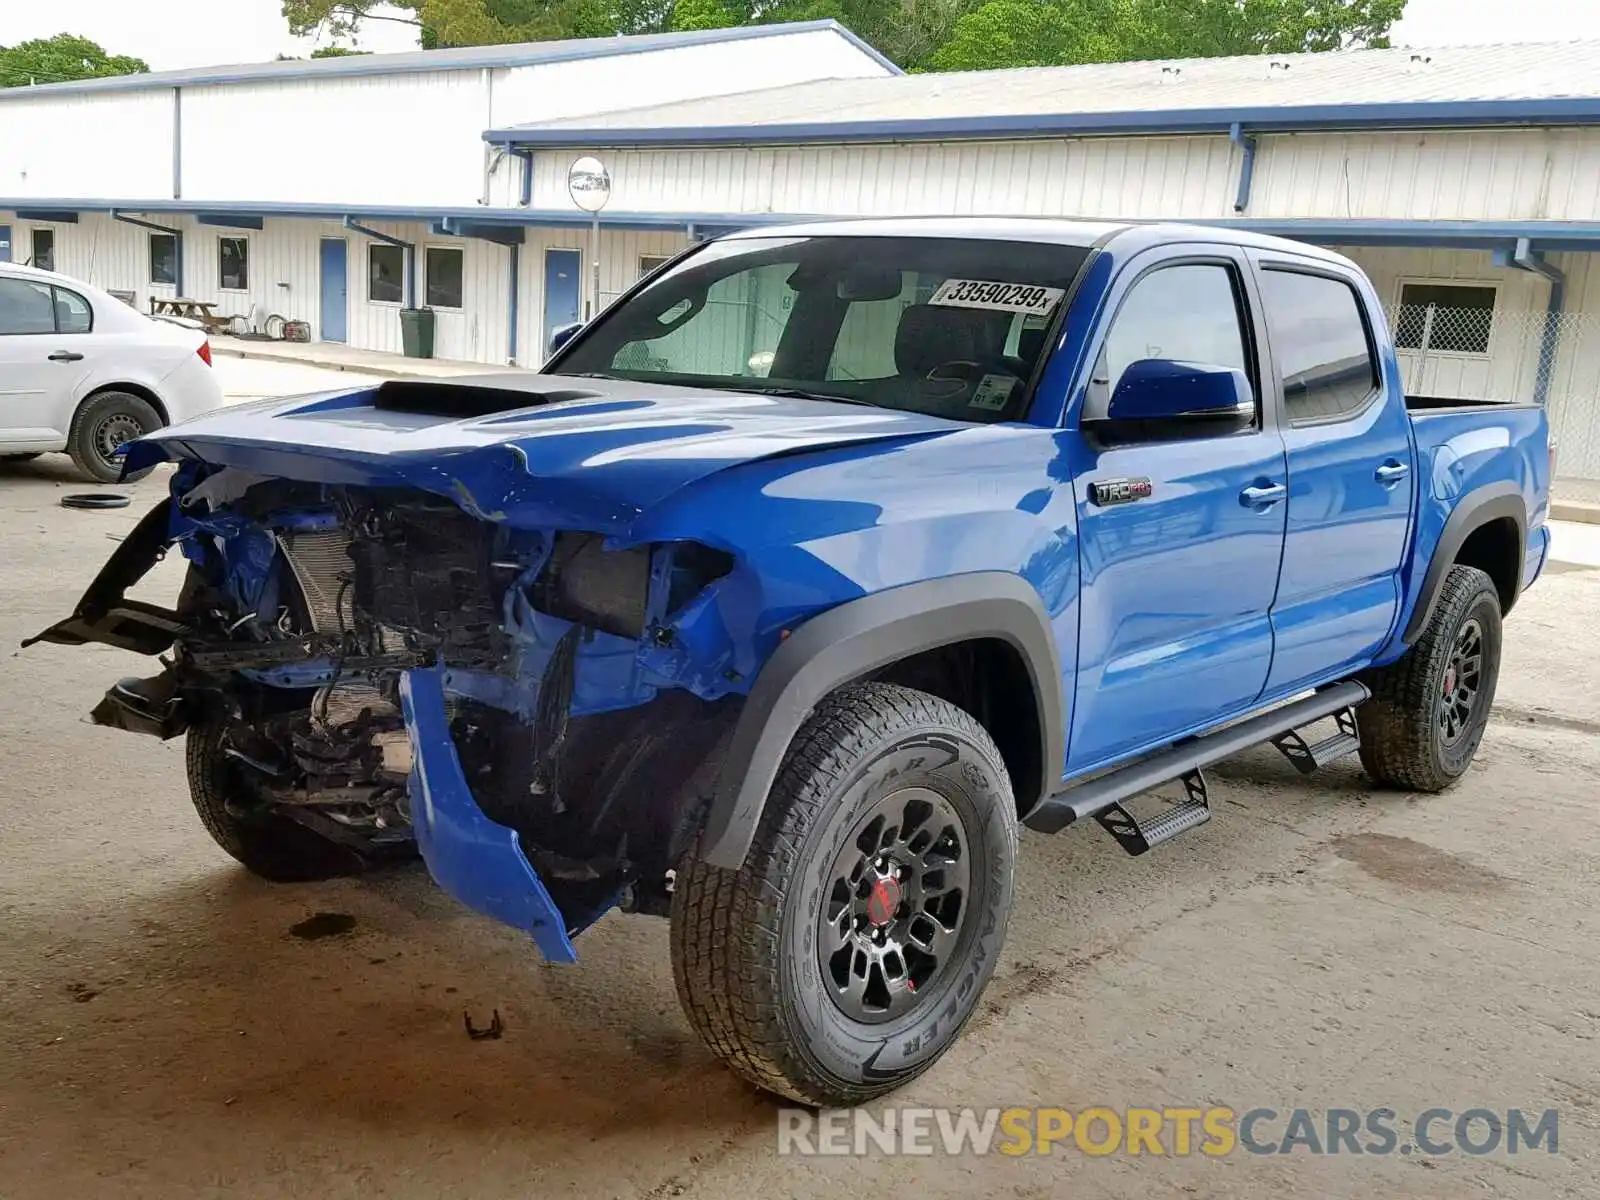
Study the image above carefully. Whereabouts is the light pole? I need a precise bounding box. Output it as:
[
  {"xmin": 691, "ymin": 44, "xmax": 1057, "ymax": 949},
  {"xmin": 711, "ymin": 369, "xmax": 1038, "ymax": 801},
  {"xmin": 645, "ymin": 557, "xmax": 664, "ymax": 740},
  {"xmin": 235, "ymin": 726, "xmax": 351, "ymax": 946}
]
[{"xmin": 566, "ymin": 155, "xmax": 611, "ymax": 321}]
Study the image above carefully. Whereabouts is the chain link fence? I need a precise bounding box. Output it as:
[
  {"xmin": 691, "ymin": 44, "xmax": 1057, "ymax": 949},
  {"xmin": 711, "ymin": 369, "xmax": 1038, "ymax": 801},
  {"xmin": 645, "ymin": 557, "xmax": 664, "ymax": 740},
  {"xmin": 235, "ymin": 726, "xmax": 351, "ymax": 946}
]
[{"xmin": 1386, "ymin": 303, "xmax": 1600, "ymax": 482}]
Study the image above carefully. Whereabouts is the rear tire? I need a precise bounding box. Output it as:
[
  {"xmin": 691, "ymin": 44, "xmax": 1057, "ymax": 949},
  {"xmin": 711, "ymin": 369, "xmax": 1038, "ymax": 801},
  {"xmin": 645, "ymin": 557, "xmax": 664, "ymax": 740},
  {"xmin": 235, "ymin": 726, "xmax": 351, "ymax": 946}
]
[
  {"xmin": 1357, "ymin": 564, "xmax": 1503, "ymax": 792},
  {"xmin": 186, "ymin": 718, "xmax": 378, "ymax": 883},
  {"xmin": 67, "ymin": 391, "xmax": 161, "ymax": 484},
  {"xmin": 671, "ymin": 682, "xmax": 1017, "ymax": 1106}
]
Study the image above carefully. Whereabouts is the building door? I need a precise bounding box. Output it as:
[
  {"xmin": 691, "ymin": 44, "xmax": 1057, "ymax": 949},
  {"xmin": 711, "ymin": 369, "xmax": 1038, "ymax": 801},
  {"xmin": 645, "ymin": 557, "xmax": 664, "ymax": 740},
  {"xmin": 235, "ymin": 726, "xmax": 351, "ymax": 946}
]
[
  {"xmin": 0, "ymin": 226, "xmax": 11, "ymax": 263},
  {"xmin": 543, "ymin": 248, "xmax": 581, "ymax": 360},
  {"xmin": 319, "ymin": 238, "xmax": 348, "ymax": 343}
]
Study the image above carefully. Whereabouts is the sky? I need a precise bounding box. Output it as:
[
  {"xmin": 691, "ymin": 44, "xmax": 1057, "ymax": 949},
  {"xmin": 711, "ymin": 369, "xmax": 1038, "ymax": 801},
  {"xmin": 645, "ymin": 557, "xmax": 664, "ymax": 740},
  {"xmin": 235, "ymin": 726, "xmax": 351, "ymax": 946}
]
[{"xmin": 2, "ymin": 0, "xmax": 1599, "ymax": 72}]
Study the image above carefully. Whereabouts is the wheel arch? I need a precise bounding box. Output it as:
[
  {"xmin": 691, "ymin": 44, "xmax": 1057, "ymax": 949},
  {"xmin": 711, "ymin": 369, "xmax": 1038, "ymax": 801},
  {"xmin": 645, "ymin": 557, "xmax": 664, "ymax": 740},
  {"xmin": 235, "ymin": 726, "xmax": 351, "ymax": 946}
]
[
  {"xmin": 76, "ymin": 381, "xmax": 170, "ymax": 427},
  {"xmin": 1402, "ymin": 483, "xmax": 1527, "ymax": 645},
  {"xmin": 698, "ymin": 573, "xmax": 1064, "ymax": 870}
]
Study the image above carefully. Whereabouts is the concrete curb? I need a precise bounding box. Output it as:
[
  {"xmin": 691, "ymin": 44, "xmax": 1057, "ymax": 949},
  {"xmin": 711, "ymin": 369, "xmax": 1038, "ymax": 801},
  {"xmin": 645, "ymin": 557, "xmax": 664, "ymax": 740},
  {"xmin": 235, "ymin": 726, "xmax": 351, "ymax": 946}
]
[
  {"xmin": 1552, "ymin": 499, "xmax": 1600, "ymax": 526},
  {"xmin": 210, "ymin": 342, "xmax": 520, "ymax": 382}
]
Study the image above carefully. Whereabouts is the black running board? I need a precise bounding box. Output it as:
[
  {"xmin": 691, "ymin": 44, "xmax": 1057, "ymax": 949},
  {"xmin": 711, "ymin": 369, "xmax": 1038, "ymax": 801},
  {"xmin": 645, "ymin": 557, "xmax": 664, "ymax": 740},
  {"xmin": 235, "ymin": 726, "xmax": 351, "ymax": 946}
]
[
  {"xmin": 1094, "ymin": 768, "xmax": 1212, "ymax": 856},
  {"xmin": 1025, "ymin": 681, "xmax": 1371, "ymax": 836}
]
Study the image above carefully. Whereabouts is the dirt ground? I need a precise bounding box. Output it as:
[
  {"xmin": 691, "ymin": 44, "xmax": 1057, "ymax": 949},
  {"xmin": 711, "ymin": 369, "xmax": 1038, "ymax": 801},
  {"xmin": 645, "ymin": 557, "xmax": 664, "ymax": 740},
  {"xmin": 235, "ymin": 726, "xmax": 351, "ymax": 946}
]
[{"xmin": 3, "ymin": 406, "xmax": 1598, "ymax": 1197}]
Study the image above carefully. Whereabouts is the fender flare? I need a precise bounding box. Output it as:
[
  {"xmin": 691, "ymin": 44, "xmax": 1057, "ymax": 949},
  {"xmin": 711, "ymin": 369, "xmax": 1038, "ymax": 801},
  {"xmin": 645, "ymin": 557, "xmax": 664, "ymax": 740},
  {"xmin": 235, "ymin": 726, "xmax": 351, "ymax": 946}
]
[
  {"xmin": 698, "ymin": 572, "xmax": 1064, "ymax": 870},
  {"xmin": 1402, "ymin": 482, "xmax": 1526, "ymax": 644}
]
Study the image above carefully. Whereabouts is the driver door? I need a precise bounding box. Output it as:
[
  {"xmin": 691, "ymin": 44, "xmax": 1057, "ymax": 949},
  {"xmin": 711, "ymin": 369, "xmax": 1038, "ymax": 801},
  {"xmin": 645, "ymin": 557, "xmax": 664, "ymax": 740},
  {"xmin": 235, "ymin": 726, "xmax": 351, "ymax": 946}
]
[{"xmin": 1066, "ymin": 249, "xmax": 1289, "ymax": 770}]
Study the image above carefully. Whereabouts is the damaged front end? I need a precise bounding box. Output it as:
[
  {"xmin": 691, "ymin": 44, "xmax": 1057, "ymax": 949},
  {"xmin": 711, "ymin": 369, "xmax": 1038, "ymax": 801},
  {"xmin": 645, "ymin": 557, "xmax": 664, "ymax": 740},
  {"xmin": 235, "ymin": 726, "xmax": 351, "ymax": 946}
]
[{"xmin": 28, "ymin": 463, "xmax": 749, "ymax": 961}]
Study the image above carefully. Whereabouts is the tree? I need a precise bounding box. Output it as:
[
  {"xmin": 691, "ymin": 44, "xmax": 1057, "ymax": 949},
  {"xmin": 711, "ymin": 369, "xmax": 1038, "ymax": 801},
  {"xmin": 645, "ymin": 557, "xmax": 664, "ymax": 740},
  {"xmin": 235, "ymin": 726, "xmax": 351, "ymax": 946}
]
[
  {"xmin": 933, "ymin": 0, "xmax": 1406, "ymax": 71},
  {"xmin": 0, "ymin": 34, "xmax": 148, "ymax": 88},
  {"xmin": 283, "ymin": 1, "xmax": 612, "ymax": 47},
  {"xmin": 283, "ymin": 0, "xmax": 1409, "ymax": 71}
]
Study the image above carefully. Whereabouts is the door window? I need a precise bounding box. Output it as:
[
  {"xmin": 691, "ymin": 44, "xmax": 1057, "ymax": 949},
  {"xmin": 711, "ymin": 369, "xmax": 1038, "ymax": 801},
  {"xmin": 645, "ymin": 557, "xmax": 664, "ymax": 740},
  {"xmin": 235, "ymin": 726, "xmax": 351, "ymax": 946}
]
[
  {"xmin": 1259, "ymin": 270, "xmax": 1378, "ymax": 424},
  {"xmin": 1104, "ymin": 264, "xmax": 1250, "ymax": 385},
  {"xmin": 1100, "ymin": 263, "xmax": 1251, "ymax": 417},
  {"xmin": 53, "ymin": 287, "xmax": 92, "ymax": 333},
  {"xmin": 0, "ymin": 277, "xmax": 58, "ymax": 334}
]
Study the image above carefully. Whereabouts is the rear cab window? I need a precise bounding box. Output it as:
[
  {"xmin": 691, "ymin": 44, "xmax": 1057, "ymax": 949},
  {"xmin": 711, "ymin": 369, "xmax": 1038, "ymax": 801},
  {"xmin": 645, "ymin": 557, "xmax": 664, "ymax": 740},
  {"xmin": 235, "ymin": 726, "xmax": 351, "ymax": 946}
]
[
  {"xmin": 1258, "ymin": 269, "xmax": 1379, "ymax": 424},
  {"xmin": 552, "ymin": 236, "xmax": 1090, "ymax": 423}
]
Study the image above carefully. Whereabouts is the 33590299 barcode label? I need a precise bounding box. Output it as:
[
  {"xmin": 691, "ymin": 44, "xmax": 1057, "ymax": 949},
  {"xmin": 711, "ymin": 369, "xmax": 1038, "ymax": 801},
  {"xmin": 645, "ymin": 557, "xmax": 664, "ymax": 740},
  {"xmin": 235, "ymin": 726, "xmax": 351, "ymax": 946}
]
[{"xmin": 928, "ymin": 279, "xmax": 1065, "ymax": 315}]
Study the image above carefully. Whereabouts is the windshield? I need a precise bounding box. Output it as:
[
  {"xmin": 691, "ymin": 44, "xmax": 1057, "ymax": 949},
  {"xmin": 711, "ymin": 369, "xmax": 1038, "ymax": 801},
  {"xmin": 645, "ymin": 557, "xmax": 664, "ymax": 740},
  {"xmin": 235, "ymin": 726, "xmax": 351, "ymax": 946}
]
[{"xmin": 550, "ymin": 235, "xmax": 1090, "ymax": 423}]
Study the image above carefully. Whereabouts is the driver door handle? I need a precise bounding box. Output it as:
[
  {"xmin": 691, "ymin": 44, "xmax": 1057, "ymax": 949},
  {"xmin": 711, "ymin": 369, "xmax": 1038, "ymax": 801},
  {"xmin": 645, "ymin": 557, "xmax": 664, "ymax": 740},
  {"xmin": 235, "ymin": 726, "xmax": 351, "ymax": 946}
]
[
  {"xmin": 1239, "ymin": 481, "xmax": 1287, "ymax": 508},
  {"xmin": 1374, "ymin": 460, "xmax": 1410, "ymax": 485},
  {"xmin": 47, "ymin": 350, "xmax": 84, "ymax": 362}
]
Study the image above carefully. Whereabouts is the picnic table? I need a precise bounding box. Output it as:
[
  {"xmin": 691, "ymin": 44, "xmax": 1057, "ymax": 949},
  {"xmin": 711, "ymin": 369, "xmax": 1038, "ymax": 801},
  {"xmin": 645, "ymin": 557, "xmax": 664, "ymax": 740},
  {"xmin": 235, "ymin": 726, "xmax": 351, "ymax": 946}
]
[{"xmin": 150, "ymin": 297, "xmax": 233, "ymax": 335}]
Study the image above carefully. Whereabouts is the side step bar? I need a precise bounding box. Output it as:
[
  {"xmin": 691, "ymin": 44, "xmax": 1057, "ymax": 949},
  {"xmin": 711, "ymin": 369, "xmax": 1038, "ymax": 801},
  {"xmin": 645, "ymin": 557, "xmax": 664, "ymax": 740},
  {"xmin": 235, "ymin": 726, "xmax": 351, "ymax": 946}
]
[
  {"xmin": 1025, "ymin": 681, "xmax": 1371, "ymax": 837},
  {"xmin": 1094, "ymin": 768, "xmax": 1212, "ymax": 856}
]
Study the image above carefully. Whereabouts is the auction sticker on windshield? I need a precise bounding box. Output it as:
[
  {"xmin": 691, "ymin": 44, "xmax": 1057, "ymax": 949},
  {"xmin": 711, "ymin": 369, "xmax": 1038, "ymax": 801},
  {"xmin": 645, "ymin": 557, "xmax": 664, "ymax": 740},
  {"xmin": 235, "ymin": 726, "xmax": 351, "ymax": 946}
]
[{"xmin": 930, "ymin": 279, "xmax": 1065, "ymax": 315}]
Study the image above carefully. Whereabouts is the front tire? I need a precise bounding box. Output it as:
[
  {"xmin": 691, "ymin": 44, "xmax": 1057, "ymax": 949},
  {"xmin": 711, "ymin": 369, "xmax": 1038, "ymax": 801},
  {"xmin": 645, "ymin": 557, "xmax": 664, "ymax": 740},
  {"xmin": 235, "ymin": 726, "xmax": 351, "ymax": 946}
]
[
  {"xmin": 1357, "ymin": 564, "xmax": 1503, "ymax": 791},
  {"xmin": 67, "ymin": 391, "xmax": 161, "ymax": 484},
  {"xmin": 186, "ymin": 719, "xmax": 377, "ymax": 882},
  {"xmin": 671, "ymin": 682, "xmax": 1017, "ymax": 1106}
]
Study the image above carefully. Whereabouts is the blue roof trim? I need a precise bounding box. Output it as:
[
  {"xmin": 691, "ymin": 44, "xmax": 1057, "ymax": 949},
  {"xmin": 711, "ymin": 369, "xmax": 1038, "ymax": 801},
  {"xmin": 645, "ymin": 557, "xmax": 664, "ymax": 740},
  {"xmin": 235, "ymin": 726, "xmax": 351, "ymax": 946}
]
[
  {"xmin": 1200, "ymin": 217, "xmax": 1600, "ymax": 250},
  {"xmin": 483, "ymin": 96, "xmax": 1600, "ymax": 146},
  {"xmin": 0, "ymin": 20, "xmax": 891, "ymax": 102},
  {"xmin": 0, "ymin": 197, "xmax": 808, "ymax": 233},
  {"xmin": 9, "ymin": 200, "xmax": 1600, "ymax": 250}
]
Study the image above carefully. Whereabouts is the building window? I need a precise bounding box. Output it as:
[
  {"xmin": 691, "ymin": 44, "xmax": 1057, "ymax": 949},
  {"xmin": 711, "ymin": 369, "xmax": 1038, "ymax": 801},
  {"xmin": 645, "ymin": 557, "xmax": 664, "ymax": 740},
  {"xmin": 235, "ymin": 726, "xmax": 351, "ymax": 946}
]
[
  {"xmin": 639, "ymin": 255, "xmax": 673, "ymax": 279},
  {"xmin": 425, "ymin": 246, "xmax": 464, "ymax": 309},
  {"xmin": 1395, "ymin": 282, "xmax": 1495, "ymax": 355},
  {"xmin": 30, "ymin": 228, "xmax": 54, "ymax": 273},
  {"xmin": 369, "ymin": 243, "xmax": 405, "ymax": 304},
  {"xmin": 219, "ymin": 237, "xmax": 249, "ymax": 291},
  {"xmin": 150, "ymin": 234, "xmax": 178, "ymax": 286},
  {"xmin": 1260, "ymin": 270, "xmax": 1379, "ymax": 424}
]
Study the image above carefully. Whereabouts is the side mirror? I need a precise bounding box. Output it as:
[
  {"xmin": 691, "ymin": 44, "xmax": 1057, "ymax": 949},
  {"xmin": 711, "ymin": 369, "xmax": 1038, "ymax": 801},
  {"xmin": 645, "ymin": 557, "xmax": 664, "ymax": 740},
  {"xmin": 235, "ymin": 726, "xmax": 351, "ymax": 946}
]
[
  {"xmin": 547, "ymin": 321, "xmax": 583, "ymax": 356},
  {"xmin": 1101, "ymin": 358, "xmax": 1254, "ymax": 425}
]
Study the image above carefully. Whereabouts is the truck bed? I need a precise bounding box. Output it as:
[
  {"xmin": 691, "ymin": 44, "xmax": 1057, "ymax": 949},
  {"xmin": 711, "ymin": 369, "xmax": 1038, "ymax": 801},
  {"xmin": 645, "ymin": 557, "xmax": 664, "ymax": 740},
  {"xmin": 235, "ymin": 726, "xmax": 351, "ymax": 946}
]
[{"xmin": 1405, "ymin": 393, "xmax": 1537, "ymax": 412}]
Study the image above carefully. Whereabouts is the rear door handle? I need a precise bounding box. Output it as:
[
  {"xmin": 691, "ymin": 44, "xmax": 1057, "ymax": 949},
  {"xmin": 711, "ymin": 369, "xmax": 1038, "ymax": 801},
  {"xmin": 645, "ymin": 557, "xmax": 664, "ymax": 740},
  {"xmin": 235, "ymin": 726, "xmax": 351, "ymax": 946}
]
[
  {"xmin": 47, "ymin": 350, "xmax": 84, "ymax": 362},
  {"xmin": 1374, "ymin": 460, "xmax": 1410, "ymax": 485},
  {"xmin": 1239, "ymin": 482, "xmax": 1287, "ymax": 508}
]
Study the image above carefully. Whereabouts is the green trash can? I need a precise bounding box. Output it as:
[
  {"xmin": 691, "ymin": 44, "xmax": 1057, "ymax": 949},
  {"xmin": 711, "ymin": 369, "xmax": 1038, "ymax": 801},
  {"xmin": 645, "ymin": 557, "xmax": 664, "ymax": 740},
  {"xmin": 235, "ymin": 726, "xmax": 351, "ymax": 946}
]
[{"xmin": 399, "ymin": 306, "xmax": 435, "ymax": 359}]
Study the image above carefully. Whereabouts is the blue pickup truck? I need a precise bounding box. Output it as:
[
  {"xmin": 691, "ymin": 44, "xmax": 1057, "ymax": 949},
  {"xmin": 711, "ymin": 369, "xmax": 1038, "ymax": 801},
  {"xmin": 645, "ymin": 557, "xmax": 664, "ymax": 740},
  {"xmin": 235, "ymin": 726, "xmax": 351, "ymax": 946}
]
[{"xmin": 31, "ymin": 218, "xmax": 1552, "ymax": 1106}]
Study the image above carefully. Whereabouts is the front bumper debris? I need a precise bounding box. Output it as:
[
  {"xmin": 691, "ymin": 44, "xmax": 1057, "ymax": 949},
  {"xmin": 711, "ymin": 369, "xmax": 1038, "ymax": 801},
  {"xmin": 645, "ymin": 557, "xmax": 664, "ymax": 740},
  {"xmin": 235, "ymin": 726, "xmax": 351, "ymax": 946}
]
[{"xmin": 399, "ymin": 666, "xmax": 578, "ymax": 963}]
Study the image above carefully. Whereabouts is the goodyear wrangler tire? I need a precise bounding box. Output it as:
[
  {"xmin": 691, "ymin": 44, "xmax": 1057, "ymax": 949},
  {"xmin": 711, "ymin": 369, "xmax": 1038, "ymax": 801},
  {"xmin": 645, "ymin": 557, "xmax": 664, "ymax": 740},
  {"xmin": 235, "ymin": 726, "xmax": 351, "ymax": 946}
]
[
  {"xmin": 1357, "ymin": 564, "xmax": 1503, "ymax": 792},
  {"xmin": 671, "ymin": 681, "xmax": 1017, "ymax": 1106}
]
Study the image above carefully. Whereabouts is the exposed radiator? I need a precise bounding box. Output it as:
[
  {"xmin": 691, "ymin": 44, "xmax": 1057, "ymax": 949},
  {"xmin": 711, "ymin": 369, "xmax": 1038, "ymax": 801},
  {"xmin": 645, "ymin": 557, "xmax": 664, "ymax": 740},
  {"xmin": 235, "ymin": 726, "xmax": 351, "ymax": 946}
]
[{"xmin": 280, "ymin": 529, "xmax": 354, "ymax": 633}]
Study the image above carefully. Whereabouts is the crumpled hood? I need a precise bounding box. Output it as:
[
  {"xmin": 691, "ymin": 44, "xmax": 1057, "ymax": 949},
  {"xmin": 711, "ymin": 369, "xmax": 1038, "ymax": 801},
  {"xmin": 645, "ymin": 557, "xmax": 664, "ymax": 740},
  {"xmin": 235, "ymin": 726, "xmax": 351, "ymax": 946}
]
[{"xmin": 126, "ymin": 374, "xmax": 963, "ymax": 527}]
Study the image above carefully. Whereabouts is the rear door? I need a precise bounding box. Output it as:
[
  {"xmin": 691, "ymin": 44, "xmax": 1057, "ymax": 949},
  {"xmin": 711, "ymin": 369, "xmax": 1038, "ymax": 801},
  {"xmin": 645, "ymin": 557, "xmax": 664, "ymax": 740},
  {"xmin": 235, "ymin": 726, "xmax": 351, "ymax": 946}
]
[
  {"xmin": 0, "ymin": 274, "xmax": 90, "ymax": 442},
  {"xmin": 1066, "ymin": 246, "xmax": 1289, "ymax": 769},
  {"xmin": 1249, "ymin": 256, "xmax": 1413, "ymax": 695}
]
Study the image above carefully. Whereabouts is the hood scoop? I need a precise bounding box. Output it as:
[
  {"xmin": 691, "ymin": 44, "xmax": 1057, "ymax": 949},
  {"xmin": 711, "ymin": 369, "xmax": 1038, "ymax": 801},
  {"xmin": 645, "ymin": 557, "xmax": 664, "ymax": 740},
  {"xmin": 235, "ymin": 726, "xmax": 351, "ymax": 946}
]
[{"xmin": 372, "ymin": 379, "xmax": 604, "ymax": 419}]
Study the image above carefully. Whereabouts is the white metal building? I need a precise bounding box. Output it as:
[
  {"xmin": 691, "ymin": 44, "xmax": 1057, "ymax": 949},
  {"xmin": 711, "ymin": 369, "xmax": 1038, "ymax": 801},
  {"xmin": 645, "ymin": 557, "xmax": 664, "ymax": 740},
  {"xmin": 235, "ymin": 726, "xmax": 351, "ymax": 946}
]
[
  {"xmin": 6, "ymin": 32, "xmax": 1600, "ymax": 478},
  {"xmin": 0, "ymin": 21, "xmax": 896, "ymax": 362}
]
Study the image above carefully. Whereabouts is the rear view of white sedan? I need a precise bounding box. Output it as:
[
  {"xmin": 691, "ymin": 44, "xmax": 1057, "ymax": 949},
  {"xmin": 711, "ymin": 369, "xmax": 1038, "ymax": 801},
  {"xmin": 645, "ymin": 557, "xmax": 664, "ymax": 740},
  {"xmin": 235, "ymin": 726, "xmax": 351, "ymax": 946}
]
[{"xmin": 0, "ymin": 262, "xmax": 224, "ymax": 482}]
